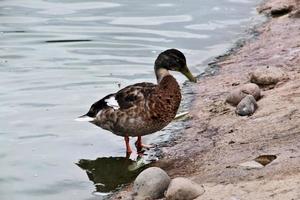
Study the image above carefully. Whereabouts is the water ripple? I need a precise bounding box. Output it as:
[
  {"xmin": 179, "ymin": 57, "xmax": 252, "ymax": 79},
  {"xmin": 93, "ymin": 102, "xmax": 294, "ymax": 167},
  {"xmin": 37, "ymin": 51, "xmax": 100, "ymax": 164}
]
[
  {"xmin": 18, "ymin": 133, "xmax": 58, "ymax": 140},
  {"xmin": 109, "ymin": 15, "xmax": 193, "ymax": 26}
]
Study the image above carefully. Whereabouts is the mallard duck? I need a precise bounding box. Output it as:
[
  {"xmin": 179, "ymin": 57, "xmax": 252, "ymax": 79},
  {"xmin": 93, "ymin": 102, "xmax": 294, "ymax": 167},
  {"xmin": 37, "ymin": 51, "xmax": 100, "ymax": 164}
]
[{"xmin": 76, "ymin": 49, "xmax": 197, "ymax": 154}]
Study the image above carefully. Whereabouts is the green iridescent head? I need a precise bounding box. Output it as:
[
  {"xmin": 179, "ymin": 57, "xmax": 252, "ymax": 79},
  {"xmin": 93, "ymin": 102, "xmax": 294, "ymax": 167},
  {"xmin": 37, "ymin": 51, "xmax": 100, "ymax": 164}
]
[{"xmin": 154, "ymin": 49, "xmax": 197, "ymax": 82}]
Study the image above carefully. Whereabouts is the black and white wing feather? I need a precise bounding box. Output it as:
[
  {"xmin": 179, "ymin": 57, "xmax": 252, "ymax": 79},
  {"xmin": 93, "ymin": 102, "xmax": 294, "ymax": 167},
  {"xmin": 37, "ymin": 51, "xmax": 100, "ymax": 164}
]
[{"xmin": 83, "ymin": 82, "xmax": 156, "ymax": 118}]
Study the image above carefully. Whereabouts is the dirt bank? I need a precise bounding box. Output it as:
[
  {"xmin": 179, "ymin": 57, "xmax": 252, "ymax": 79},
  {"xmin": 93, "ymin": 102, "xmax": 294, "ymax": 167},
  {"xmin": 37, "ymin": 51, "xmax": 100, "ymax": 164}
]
[
  {"xmin": 156, "ymin": 0, "xmax": 300, "ymax": 199},
  {"xmin": 114, "ymin": 0, "xmax": 300, "ymax": 199}
]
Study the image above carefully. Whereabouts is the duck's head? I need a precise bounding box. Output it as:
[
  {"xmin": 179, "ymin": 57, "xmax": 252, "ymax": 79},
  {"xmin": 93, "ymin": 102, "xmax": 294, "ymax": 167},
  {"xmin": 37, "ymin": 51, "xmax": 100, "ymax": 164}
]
[{"xmin": 154, "ymin": 49, "xmax": 197, "ymax": 83}]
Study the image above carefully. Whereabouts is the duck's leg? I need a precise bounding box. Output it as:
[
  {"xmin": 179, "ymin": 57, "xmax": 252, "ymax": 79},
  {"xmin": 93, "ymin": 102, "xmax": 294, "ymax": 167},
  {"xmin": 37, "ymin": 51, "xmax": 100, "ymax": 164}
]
[
  {"xmin": 124, "ymin": 136, "xmax": 132, "ymax": 155},
  {"xmin": 135, "ymin": 136, "xmax": 152, "ymax": 152}
]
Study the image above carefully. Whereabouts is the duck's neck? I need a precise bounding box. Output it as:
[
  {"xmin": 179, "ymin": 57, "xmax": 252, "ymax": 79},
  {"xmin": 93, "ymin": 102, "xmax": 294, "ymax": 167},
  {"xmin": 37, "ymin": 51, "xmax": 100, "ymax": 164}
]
[{"xmin": 155, "ymin": 67, "xmax": 171, "ymax": 84}]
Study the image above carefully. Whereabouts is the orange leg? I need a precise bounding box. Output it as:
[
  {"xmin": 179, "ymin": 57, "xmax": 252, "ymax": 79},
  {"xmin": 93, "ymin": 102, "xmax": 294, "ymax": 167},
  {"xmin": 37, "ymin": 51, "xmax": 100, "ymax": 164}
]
[
  {"xmin": 124, "ymin": 136, "xmax": 132, "ymax": 155},
  {"xmin": 135, "ymin": 136, "xmax": 152, "ymax": 152}
]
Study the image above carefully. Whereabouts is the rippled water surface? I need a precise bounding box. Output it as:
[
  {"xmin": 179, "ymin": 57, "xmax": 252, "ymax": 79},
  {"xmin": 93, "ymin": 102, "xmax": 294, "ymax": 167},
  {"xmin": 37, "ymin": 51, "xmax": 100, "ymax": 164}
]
[{"xmin": 0, "ymin": 0, "xmax": 260, "ymax": 199}]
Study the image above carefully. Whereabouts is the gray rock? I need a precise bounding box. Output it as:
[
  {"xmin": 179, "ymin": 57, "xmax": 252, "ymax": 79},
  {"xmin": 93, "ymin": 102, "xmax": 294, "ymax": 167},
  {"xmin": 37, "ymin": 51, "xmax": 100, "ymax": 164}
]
[
  {"xmin": 165, "ymin": 177, "xmax": 204, "ymax": 200},
  {"xmin": 239, "ymin": 160, "xmax": 264, "ymax": 169},
  {"xmin": 133, "ymin": 167, "xmax": 170, "ymax": 200},
  {"xmin": 250, "ymin": 66, "xmax": 287, "ymax": 86},
  {"xmin": 226, "ymin": 83, "xmax": 261, "ymax": 106},
  {"xmin": 236, "ymin": 95, "xmax": 258, "ymax": 116}
]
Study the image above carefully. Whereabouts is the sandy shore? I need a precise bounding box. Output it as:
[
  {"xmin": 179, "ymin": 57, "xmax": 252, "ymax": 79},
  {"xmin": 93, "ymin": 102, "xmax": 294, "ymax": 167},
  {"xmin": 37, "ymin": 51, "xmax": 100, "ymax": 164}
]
[{"xmin": 114, "ymin": 0, "xmax": 300, "ymax": 199}]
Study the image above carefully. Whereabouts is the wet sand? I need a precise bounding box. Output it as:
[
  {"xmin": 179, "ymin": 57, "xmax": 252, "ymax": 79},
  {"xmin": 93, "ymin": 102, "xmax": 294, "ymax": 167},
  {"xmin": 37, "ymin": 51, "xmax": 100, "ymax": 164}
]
[{"xmin": 114, "ymin": 0, "xmax": 300, "ymax": 199}]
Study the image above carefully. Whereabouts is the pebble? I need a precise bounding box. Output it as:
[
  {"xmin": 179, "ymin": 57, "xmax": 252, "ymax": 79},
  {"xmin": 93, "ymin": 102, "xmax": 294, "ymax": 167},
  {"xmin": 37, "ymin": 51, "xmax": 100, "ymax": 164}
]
[
  {"xmin": 239, "ymin": 160, "xmax": 264, "ymax": 169},
  {"xmin": 133, "ymin": 167, "xmax": 170, "ymax": 200},
  {"xmin": 165, "ymin": 177, "xmax": 204, "ymax": 200},
  {"xmin": 235, "ymin": 95, "xmax": 258, "ymax": 116},
  {"xmin": 250, "ymin": 66, "xmax": 287, "ymax": 86},
  {"xmin": 226, "ymin": 83, "xmax": 261, "ymax": 106}
]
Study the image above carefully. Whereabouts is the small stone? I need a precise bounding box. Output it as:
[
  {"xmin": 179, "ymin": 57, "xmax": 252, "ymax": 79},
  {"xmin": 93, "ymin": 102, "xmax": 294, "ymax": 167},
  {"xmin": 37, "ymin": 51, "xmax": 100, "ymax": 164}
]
[
  {"xmin": 250, "ymin": 66, "xmax": 288, "ymax": 86},
  {"xmin": 254, "ymin": 155, "xmax": 277, "ymax": 166},
  {"xmin": 239, "ymin": 160, "xmax": 264, "ymax": 169},
  {"xmin": 133, "ymin": 167, "xmax": 170, "ymax": 199},
  {"xmin": 239, "ymin": 155, "xmax": 277, "ymax": 169},
  {"xmin": 226, "ymin": 83, "xmax": 261, "ymax": 106},
  {"xmin": 165, "ymin": 177, "xmax": 204, "ymax": 200},
  {"xmin": 235, "ymin": 95, "xmax": 258, "ymax": 116}
]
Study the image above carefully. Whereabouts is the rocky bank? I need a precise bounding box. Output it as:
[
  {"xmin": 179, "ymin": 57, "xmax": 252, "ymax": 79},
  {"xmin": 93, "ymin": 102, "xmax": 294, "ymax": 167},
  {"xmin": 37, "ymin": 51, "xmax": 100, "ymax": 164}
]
[{"xmin": 114, "ymin": 0, "xmax": 300, "ymax": 199}]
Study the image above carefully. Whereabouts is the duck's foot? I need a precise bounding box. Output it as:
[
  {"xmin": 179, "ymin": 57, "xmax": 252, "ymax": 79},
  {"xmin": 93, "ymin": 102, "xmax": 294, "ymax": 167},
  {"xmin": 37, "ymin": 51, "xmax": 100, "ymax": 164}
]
[{"xmin": 135, "ymin": 136, "xmax": 153, "ymax": 153}]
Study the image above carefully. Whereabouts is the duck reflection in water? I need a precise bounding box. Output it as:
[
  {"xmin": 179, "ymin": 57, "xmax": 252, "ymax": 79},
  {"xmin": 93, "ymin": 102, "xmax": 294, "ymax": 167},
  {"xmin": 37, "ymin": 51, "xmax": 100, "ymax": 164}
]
[{"xmin": 76, "ymin": 155, "xmax": 149, "ymax": 193}]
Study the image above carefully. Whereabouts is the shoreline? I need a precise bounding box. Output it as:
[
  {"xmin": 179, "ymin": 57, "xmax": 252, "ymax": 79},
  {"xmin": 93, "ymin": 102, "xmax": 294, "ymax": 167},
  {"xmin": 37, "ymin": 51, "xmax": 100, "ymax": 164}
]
[
  {"xmin": 157, "ymin": 0, "xmax": 300, "ymax": 198},
  {"xmin": 114, "ymin": 0, "xmax": 300, "ymax": 199}
]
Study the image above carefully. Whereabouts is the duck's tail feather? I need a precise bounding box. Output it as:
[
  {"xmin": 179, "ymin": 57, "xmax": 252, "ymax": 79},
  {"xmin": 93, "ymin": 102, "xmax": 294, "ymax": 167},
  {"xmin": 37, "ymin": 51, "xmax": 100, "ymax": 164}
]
[{"xmin": 75, "ymin": 114, "xmax": 95, "ymax": 122}]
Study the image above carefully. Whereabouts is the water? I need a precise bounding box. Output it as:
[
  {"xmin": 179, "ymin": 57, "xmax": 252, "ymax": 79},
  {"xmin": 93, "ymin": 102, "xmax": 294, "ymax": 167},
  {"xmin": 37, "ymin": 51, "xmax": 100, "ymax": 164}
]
[{"xmin": 0, "ymin": 0, "xmax": 260, "ymax": 199}]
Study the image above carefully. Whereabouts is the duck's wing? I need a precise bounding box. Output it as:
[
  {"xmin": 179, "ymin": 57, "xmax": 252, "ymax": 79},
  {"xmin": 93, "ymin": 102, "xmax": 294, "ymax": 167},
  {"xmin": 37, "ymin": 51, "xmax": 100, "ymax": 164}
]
[
  {"xmin": 115, "ymin": 82, "xmax": 157, "ymax": 109},
  {"xmin": 83, "ymin": 82, "xmax": 157, "ymax": 118}
]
